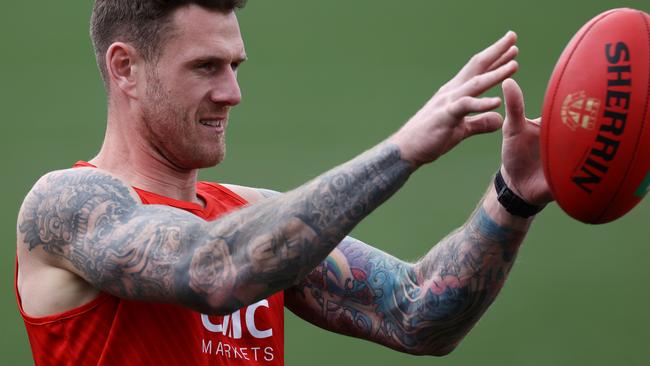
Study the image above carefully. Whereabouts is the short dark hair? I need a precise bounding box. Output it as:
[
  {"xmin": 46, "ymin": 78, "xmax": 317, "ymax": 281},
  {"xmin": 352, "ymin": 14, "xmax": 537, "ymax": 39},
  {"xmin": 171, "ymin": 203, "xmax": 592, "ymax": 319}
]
[{"xmin": 90, "ymin": 0, "xmax": 246, "ymax": 88}]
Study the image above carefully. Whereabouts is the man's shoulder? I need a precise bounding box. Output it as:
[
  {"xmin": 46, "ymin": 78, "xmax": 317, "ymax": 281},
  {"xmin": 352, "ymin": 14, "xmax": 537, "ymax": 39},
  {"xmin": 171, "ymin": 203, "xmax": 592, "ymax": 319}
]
[
  {"xmin": 18, "ymin": 167, "xmax": 139, "ymax": 249},
  {"xmin": 16, "ymin": 167, "xmax": 125, "ymax": 317},
  {"xmin": 29, "ymin": 167, "xmax": 89, "ymax": 189},
  {"xmin": 24, "ymin": 167, "xmax": 139, "ymax": 205},
  {"xmin": 27, "ymin": 167, "xmax": 125, "ymax": 193}
]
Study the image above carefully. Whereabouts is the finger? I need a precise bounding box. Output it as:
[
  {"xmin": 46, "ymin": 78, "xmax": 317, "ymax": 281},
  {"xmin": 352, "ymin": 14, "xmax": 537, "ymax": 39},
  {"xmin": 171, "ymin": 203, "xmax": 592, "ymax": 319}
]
[
  {"xmin": 455, "ymin": 31, "xmax": 518, "ymax": 83},
  {"xmin": 488, "ymin": 45, "xmax": 518, "ymax": 72},
  {"xmin": 463, "ymin": 111, "xmax": 504, "ymax": 136},
  {"xmin": 448, "ymin": 96, "xmax": 501, "ymax": 117},
  {"xmin": 456, "ymin": 60, "xmax": 518, "ymax": 97},
  {"xmin": 502, "ymin": 78, "xmax": 526, "ymax": 136}
]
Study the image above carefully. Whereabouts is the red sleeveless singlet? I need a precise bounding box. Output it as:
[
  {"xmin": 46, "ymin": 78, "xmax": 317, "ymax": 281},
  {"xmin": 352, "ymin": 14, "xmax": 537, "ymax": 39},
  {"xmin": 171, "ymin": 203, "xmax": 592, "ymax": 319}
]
[{"xmin": 15, "ymin": 162, "xmax": 285, "ymax": 365}]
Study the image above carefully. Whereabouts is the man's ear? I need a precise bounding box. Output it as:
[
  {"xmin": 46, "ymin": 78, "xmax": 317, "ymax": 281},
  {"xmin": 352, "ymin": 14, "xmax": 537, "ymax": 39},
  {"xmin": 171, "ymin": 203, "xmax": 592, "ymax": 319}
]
[{"xmin": 106, "ymin": 42, "xmax": 141, "ymax": 99}]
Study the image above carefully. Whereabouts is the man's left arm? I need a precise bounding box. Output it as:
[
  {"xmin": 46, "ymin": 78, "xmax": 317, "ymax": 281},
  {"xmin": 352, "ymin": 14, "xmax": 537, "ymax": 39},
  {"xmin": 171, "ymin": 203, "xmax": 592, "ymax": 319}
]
[
  {"xmin": 285, "ymin": 183, "xmax": 529, "ymax": 356},
  {"xmin": 284, "ymin": 78, "xmax": 552, "ymax": 356}
]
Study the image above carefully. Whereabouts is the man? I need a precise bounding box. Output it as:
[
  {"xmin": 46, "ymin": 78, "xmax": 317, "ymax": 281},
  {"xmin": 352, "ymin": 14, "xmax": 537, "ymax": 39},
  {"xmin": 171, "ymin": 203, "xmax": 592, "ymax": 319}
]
[{"xmin": 15, "ymin": 0, "xmax": 552, "ymax": 365}]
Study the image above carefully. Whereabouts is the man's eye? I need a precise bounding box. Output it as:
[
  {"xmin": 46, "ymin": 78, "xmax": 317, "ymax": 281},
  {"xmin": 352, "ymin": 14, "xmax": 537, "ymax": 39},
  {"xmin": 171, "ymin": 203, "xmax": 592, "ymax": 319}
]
[
  {"xmin": 231, "ymin": 62, "xmax": 241, "ymax": 72},
  {"xmin": 198, "ymin": 63, "xmax": 218, "ymax": 72}
]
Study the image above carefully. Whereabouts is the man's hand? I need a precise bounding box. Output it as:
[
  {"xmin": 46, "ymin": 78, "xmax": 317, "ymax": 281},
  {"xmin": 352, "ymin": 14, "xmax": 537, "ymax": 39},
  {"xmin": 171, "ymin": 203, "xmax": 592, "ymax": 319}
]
[
  {"xmin": 500, "ymin": 78, "xmax": 553, "ymax": 206},
  {"xmin": 390, "ymin": 31, "xmax": 519, "ymax": 167}
]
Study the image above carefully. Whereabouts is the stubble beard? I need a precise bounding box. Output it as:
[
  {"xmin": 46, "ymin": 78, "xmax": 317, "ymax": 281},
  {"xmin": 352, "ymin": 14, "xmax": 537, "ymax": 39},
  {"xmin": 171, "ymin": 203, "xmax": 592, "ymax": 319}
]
[{"xmin": 140, "ymin": 70, "xmax": 226, "ymax": 170}]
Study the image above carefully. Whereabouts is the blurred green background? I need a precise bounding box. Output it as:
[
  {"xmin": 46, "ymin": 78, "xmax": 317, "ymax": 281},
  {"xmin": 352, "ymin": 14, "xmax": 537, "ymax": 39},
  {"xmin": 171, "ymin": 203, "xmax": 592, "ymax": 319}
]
[{"xmin": 1, "ymin": 1, "xmax": 649, "ymax": 365}]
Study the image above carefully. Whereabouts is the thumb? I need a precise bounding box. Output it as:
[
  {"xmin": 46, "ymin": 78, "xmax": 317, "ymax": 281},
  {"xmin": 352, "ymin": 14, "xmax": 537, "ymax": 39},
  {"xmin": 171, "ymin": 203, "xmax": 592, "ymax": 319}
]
[{"xmin": 502, "ymin": 78, "xmax": 526, "ymax": 136}]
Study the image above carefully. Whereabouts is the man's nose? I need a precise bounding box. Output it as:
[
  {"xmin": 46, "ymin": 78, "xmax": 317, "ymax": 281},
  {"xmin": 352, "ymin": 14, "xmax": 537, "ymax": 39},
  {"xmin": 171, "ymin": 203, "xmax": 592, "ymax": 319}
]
[{"xmin": 210, "ymin": 68, "xmax": 241, "ymax": 106}]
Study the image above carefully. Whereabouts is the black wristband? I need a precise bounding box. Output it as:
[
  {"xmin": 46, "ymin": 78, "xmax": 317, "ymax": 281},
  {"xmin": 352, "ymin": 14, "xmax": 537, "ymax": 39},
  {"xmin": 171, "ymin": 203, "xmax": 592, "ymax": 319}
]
[{"xmin": 494, "ymin": 170, "xmax": 543, "ymax": 218}]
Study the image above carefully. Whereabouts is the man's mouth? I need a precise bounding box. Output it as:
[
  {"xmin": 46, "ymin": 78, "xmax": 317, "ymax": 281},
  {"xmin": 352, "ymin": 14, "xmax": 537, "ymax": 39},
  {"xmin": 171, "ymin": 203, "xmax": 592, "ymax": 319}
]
[
  {"xmin": 198, "ymin": 119, "xmax": 226, "ymax": 135},
  {"xmin": 199, "ymin": 120, "xmax": 224, "ymax": 128}
]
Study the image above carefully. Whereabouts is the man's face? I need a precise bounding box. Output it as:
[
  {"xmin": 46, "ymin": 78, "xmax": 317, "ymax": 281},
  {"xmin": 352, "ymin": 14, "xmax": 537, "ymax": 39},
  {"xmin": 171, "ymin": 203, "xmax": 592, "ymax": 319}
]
[{"xmin": 138, "ymin": 5, "xmax": 246, "ymax": 170}]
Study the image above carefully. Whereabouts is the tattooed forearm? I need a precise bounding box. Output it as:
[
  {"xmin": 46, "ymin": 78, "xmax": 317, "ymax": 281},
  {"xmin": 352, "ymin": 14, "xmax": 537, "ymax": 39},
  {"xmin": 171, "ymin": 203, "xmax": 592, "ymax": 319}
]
[
  {"xmin": 17, "ymin": 142, "xmax": 412, "ymax": 314},
  {"xmin": 286, "ymin": 198, "xmax": 528, "ymax": 356}
]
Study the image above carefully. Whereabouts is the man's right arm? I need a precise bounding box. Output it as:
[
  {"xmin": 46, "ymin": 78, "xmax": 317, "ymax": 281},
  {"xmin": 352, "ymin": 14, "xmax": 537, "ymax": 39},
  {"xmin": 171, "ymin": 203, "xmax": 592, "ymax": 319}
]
[{"xmin": 17, "ymin": 143, "xmax": 412, "ymax": 315}]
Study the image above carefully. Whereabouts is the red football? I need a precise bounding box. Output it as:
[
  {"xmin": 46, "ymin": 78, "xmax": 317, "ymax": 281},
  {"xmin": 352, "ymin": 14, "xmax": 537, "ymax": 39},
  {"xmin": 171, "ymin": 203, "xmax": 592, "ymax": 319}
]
[{"xmin": 541, "ymin": 8, "xmax": 650, "ymax": 224}]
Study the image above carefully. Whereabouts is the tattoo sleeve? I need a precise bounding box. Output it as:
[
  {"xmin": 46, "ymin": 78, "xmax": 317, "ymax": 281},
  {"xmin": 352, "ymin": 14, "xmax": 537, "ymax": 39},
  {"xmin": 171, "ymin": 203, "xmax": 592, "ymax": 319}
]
[
  {"xmin": 17, "ymin": 143, "xmax": 412, "ymax": 314},
  {"xmin": 286, "ymin": 194, "xmax": 528, "ymax": 356}
]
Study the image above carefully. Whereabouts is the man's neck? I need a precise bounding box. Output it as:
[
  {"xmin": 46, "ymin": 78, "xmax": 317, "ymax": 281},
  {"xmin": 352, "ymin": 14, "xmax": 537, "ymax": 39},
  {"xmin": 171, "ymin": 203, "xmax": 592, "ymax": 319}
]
[{"xmin": 90, "ymin": 127, "xmax": 203, "ymax": 205}]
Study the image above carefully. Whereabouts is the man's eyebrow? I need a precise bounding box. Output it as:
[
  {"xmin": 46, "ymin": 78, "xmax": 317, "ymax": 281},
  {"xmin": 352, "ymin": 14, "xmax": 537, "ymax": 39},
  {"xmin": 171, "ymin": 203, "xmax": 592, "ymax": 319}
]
[{"xmin": 189, "ymin": 54, "xmax": 248, "ymax": 65}]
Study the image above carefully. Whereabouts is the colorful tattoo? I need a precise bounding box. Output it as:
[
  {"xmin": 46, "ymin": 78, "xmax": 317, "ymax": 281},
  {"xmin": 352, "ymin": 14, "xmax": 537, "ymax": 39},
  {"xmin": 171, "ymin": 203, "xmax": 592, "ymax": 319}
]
[{"xmin": 286, "ymin": 204, "xmax": 525, "ymax": 355}]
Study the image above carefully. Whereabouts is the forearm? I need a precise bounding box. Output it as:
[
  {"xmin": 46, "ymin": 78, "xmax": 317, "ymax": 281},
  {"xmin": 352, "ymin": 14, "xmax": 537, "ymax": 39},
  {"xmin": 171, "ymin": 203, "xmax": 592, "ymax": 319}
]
[{"xmin": 411, "ymin": 180, "xmax": 532, "ymax": 353}]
